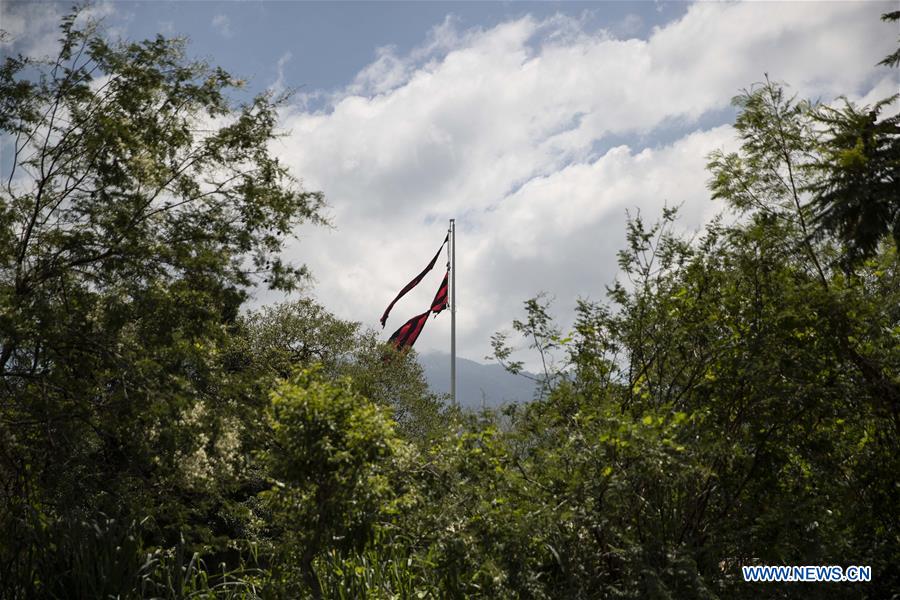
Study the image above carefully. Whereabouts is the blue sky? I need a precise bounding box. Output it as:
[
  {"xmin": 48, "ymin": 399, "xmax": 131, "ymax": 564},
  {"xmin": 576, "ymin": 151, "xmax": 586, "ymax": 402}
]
[
  {"xmin": 3, "ymin": 1, "xmax": 898, "ymax": 366},
  {"xmin": 77, "ymin": 2, "xmax": 690, "ymax": 103}
]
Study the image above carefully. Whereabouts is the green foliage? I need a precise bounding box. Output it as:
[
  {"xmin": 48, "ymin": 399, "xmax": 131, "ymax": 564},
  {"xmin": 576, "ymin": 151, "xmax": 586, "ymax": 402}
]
[
  {"xmin": 807, "ymin": 95, "xmax": 900, "ymax": 263},
  {"xmin": 7, "ymin": 512, "xmax": 266, "ymax": 599},
  {"xmin": 0, "ymin": 8, "xmax": 323, "ymax": 596},
  {"xmin": 259, "ymin": 369, "xmax": 412, "ymax": 598},
  {"xmin": 483, "ymin": 206, "xmax": 899, "ymax": 598},
  {"xmin": 708, "ymin": 68, "xmax": 900, "ymax": 267},
  {"xmin": 314, "ymin": 543, "xmax": 441, "ymax": 599},
  {"xmin": 490, "ymin": 293, "xmax": 566, "ymax": 400},
  {"xmin": 877, "ymin": 11, "xmax": 900, "ymax": 69},
  {"xmin": 235, "ymin": 298, "xmax": 447, "ymax": 444},
  {"xmin": 707, "ymin": 77, "xmax": 828, "ymax": 283}
]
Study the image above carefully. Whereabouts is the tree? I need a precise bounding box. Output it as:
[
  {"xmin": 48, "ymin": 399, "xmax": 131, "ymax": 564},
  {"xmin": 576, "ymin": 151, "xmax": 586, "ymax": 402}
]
[
  {"xmin": 0, "ymin": 9, "xmax": 324, "ymax": 594},
  {"xmin": 807, "ymin": 99, "xmax": 899, "ymax": 263},
  {"xmin": 236, "ymin": 298, "xmax": 448, "ymax": 444},
  {"xmin": 806, "ymin": 12, "xmax": 900, "ymax": 263},
  {"xmin": 481, "ymin": 67, "xmax": 900, "ymax": 599},
  {"xmin": 707, "ymin": 12, "xmax": 900, "ymax": 266},
  {"xmin": 485, "ymin": 205, "xmax": 899, "ymax": 598},
  {"xmin": 707, "ymin": 77, "xmax": 828, "ymax": 283},
  {"xmin": 489, "ymin": 293, "xmax": 567, "ymax": 401},
  {"xmin": 876, "ymin": 11, "xmax": 900, "ymax": 69},
  {"xmin": 260, "ymin": 370, "xmax": 411, "ymax": 598}
]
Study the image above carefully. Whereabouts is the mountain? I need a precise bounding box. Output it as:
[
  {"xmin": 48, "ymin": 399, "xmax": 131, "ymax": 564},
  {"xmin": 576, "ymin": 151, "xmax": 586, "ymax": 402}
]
[{"xmin": 417, "ymin": 352, "xmax": 539, "ymax": 410}]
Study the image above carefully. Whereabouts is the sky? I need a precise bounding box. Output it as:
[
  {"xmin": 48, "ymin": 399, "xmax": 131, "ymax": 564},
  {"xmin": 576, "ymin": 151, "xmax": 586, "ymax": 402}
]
[{"xmin": 3, "ymin": 1, "xmax": 898, "ymax": 368}]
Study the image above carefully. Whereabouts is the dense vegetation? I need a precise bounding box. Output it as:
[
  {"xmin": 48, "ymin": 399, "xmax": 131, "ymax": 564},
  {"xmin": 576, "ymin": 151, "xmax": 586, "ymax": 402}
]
[{"xmin": 1, "ymin": 9, "xmax": 898, "ymax": 600}]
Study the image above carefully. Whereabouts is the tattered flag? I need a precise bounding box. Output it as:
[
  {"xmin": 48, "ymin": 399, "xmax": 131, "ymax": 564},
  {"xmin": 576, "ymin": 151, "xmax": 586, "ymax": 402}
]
[
  {"xmin": 380, "ymin": 233, "xmax": 449, "ymax": 328},
  {"xmin": 430, "ymin": 269, "xmax": 449, "ymax": 316},
  {"xmin": 388, "ymin": 310, "xmax": 431, "ymax": 351}
]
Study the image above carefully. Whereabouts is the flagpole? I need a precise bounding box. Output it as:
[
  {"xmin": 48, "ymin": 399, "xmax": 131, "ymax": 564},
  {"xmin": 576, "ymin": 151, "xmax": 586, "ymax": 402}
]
[{"xmin": 450, "ymin": 218, "xmax": 456, "ymax": 408}]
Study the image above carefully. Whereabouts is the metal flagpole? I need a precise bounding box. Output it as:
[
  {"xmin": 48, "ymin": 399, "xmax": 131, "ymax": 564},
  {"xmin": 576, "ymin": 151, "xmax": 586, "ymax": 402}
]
[{"xmin": 450, "ymin": 219, "xmax": 456, "ymax": 408}]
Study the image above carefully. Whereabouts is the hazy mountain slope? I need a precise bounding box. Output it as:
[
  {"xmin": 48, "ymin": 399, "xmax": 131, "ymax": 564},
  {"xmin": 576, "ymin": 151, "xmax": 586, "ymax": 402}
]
[{"xmin": 418, "ymin": 352, "xmax": 538, "ymax": 410}]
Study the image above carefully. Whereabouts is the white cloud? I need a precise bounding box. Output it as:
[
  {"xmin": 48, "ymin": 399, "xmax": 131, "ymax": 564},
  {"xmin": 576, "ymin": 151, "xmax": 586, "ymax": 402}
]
[
  {"xmin": 608, "ymin": 13, "xmax": 644, "ymax": 39},
  {"xmin": 211, "ymin": 14, "xmax": 232, "ymax": 38},
  {"xmin": 0, "ymin": 1, "xmax": 118, "ymax": 58},
  {"xmin": 268, "ymin": 1, "xmax": 895, "ymax": 367},
  {"xmin": 270, "ymin": 51, "xmax": 293, "ymax": 95}
]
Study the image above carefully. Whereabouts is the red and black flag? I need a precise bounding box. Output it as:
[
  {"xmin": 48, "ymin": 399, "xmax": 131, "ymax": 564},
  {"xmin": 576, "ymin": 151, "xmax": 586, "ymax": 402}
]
[
  {"xmin": 388, "ymin": 309, "xmax": 431, "ymax": 351},
  {"xmin": 380, "ymin": 233, "xmax": 449, "ymax": 327},
  {"xmin": 430, "ymin": 269, "xmax": 449, "ymax": 316}
]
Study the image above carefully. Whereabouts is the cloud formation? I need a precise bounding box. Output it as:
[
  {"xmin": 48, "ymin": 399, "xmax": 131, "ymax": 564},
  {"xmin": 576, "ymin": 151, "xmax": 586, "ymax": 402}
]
[
  {"xmin": 211, "ymin": 14, "xmax": 232, "ymax": 38},
  {"xmin": 1, "ymin": 1, "xmax": 118, "ymax": 58},
  {"xmin": 270, "ymin": 2, "xmax": 896, "ymax": 365}
]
